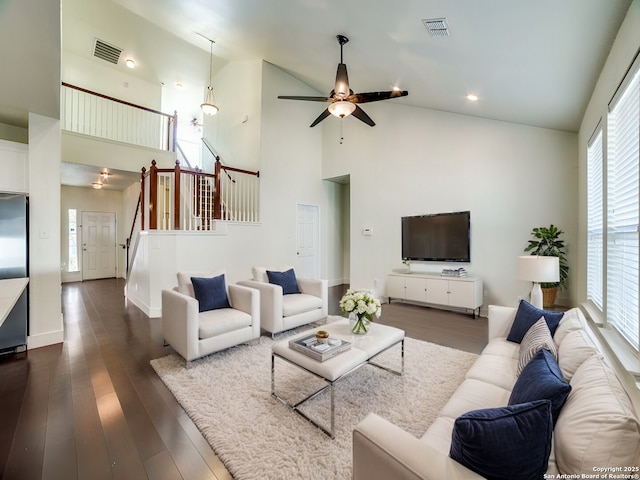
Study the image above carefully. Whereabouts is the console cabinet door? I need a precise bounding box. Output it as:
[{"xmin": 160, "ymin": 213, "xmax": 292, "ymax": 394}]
[
  {"xmin": 387, "ymin": 275, "xmax": 407, "ymax": 299},
  {"xmin": 425, "ymin": 278, "xmax": 449, "ymax": 305},
  {"xmin": 447, "ymin": 280, "xmax": 476, "ymax": 308},
  {"xmin": 405, "ymin": 277, "xmax": 427, "ymax": 301}
]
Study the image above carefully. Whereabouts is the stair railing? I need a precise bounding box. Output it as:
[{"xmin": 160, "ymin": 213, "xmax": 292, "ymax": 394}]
[
  {"xmin": 125, "ymin": 191, "xmax": 142, "ymax": 277},
  {"xmin": 140, "ymin": 155, "xmax": 259, "ymax": 231},
  {"xmin": 202, "ymin": 138, "xmax": 260, "ymax": 222}
]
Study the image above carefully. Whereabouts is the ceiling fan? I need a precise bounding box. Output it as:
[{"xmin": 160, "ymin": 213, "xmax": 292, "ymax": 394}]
[{"xmin": 278, "ymin": 35, "xmax": 408, "ymax": 127}]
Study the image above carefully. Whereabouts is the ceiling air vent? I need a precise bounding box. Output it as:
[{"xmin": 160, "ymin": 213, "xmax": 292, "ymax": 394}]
[
  {"xmin": 93, "ymin": 39, "xmax": 122, "ymax": 64},
  {"xmin": 422, "ymin": 18, "xmax": 450, "ymax": 37}
]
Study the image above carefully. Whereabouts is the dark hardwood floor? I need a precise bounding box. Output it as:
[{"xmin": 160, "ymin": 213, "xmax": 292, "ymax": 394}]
[{"xmin": 0, "ymin": 279, "xmax": 487, "ymax": 479}]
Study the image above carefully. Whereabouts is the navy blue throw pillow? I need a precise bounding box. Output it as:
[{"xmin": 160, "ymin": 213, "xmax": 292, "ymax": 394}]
[
  {"xmin": 191, "ymin": 275, "xmax": 231, "ymax": 312},
  {"xmin": 507, "ymin": 300, "xmax": 564, "ymax": 343},
  {"xmin": 450, "ymin": 400, "xmax": 553, "ymax": 480},
  {"xmin": 509, "ymin": 349, "xmax": 571, "ymax": 425},
  {"xmin": 266, "ymin": 268, "xmax": 301, "ymax": 295}
]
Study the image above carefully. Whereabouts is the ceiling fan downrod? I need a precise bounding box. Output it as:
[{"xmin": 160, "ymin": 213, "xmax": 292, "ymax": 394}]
[{"xmin": 337, "ymin": 35, "xmax": 348, "ymax": 63}]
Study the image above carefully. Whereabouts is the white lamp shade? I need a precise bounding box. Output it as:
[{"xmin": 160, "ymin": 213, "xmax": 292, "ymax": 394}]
[
  {"xmin": 201, "ymin": 102, "xmax": 219, "ymax": 116},
  {"xmin": 328, "ymin": 100, "xmax": 356, "ymax": 118},
  {"xmin": 517, "ymin": 255, "xmax": 560, "ymax": 283}
]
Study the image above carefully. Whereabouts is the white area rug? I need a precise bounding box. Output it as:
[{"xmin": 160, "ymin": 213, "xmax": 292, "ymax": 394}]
[{"xmin": 151, "ymin": 318, "xmax": 478, "ymax": 480}]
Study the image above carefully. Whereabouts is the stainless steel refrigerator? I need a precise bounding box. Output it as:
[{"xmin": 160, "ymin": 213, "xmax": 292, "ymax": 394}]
[{"xmin": 0, "ymin": 193, "xmax": 28, "ymax": 353}]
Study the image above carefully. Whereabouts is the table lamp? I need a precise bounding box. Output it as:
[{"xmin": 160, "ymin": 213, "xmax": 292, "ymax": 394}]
[{"xmin": 517, "ymin": 255, "xmax": 559, "ymax": 309}]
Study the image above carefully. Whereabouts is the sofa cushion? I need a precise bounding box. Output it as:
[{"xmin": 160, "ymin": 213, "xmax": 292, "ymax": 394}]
[
  {"xmin": 420, "ymin": 416, "xmax": 455, "ymax": 456},
  {"xmin": 191, "ymin": 275, "xmax": 231, "ymax": 312},
  {"xmin": 507, "ymin": 300, "xmax": 564, "ymax": 343},
  {"xmin": 282, "ymin": 293, "xmax": 323, "ymax": 317},
  {"xmin": 465, "ymin": 351, "xmax": 518, "ymax": 391},
  {"xmin": 252, "ymin": 265, "xmax": 292, "ymax": 283},
  {"xmin": 439, "ymin": 378, "xmax": 512, "ymax": 421},
  {"xmin": 552, "ymin": 307, "xmax": 584, "ymax": 346},
  {"xmin": 517, "ymin": 317, "xmax": 558, "ymax": 375},
  {"xmin": 198, "ymin": 308, "xmax": 252, "ymax": 339},
  {"xmin": 556, "ymin": 329, "xmax": 597, "ymax": 382},
  {"xmin": 509, "ymin": 349, "xmax": 571, "ymax": 425},
  {"xmin": 554, "ymin": 355, "xmax": 640, "ymax": 474},
  {"xmin": 267, "ymin": 268, "xmax": 301, "ymax": 295},
  {"xmin": 177, "ymin": 269, "xmax": 225, "ymax": 298},
  {"xmin": 449, "ymin": 400, "xmax": 553, "ymax": 480},
  {"xmin": 481, "ymin": 338, "xmax": 520, "ymax": 359}
]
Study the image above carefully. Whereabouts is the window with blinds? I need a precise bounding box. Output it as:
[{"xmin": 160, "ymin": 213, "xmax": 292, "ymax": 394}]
[
  {"xmin": 587, "ymin": 128, "xmax": 603, "ymax": 311},
  {"xmin": 606, "ymin": 66, "xmax": 640, "ymax": 350}
]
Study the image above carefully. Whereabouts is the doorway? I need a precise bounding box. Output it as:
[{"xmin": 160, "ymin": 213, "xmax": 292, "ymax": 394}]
[
  {"xmin": 82, "ymin": 211, "xmax": 116, "ymax": 280},
  {"xmin": 296, "ymin": 203, "xmax": 320, "ymax": 278}
]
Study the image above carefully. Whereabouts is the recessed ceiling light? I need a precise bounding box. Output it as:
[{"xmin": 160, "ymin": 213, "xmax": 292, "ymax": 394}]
[
  {"xmin": 125, "ymin": 59, "xmax": 136, "ymax": 69},
  {"xmin": 91, "ymin": 182, "xmax": 103, "ymax": 189},
  {"xmin": 176, "ymin": 82, "xmax": 184, "ymax": 89},
  {"xmin": 466, "ymin": 94, "xmax": 479, "ymax": 102}
]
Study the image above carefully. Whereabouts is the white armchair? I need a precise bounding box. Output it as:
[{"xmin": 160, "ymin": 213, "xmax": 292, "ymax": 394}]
[
  {"xmin": 238, "ymin": 266, "xmax": 328, "ymax": 335},
  {"xmin": 162, "ymin": 271, "xmax": 260, "ymax": 362}
]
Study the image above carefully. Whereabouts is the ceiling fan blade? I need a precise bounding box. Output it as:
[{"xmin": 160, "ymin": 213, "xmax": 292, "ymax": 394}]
[
  {"xmin": 348, "ymin": 90, "xmax": 409, "ymax": 104},
  {"xmin": 309, "ymin": 108, "xmax": 331, "ymax": 127},
  {"xmin": 334, "ymin": 63, "xmax": 350, "ymax": 98},
  {"xmin": 278, "ymin": 95, "xmax": 333, "ymax": 102},
  {"xmin": 352, "ymin": 105, "xmax": 375, "ymax": 127}
]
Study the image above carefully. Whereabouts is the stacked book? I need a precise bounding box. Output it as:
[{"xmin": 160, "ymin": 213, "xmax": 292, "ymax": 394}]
[
  {"xmin": 289, "ymin": 334, "xmax": 351, "ymax": 362},
  {"xmin": 441, "ymin": 267, "xmax": 468, "ymax": 278}
]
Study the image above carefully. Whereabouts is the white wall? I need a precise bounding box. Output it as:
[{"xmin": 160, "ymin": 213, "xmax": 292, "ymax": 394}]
[
  {"xmin": 62, "ymin": 52, "xmax": 161, "ymax": 110},
  {"xmin": 203, "ymin": 60, "xmax": 263, "ymax": 171},
  {"xmin": 322, "ymin": 102, "xmax": 578, "ymax": 309},
  {"xmin": 28, "ymin": 114, "xmax": 63, "ymax": 349},
  {"xmin": 60, "ymin": 185, "xmax": 129, "ymax": 282},
  {"xmin": 577, "ymin": 0, "xmax": 640, "ymax": 302},
  {"xmin": 62, "ymin": 132, "xmax": 176, "ymax": 172},
  {"xmin": 0, "ymin": 123, "xmax": 28, "ymax": 144}
]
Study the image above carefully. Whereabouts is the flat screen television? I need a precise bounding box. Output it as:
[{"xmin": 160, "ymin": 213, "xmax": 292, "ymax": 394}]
[{"xmin": 401, "ymin": 211, "xmax": 471, "ymax": 262}]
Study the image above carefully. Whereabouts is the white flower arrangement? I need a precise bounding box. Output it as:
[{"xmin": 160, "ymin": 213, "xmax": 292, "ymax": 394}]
[{"xmin": 339, "ymin": 289, "xmax": 382, "ymax": 322}]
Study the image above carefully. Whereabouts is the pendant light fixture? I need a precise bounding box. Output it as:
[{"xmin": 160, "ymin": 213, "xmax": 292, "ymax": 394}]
[{"xmin": 201, "ymin": 38, "xmax": 219, "ymax": 116}]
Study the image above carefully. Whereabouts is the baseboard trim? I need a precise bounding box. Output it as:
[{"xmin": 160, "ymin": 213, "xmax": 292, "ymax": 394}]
[
  {"xmin": 28, "ymin": 329, "xmax": 64, "ymax": 350},
  {"xmin": 127, "ymin": 294, "xmax": 161, "ymax": 318}
]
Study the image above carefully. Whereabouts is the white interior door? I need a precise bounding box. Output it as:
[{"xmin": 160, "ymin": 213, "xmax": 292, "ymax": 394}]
[
  {"xmin": 82, "ymin": 211, "xmax": 116, "ymax": 280},
  {"xmin": 296, "ymin": 204, "xmax": 320, "ymax": 278}
]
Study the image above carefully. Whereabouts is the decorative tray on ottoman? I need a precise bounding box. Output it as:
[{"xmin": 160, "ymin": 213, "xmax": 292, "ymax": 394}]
[{"xmin": 289, "ymin": 334, "xmax": 351, "ymax": 362}]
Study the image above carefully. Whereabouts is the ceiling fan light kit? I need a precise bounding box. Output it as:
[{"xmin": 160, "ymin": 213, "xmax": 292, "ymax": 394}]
[
  {"xmin": 278, "ymin": 34, "xmax": 408, "ymax": 127},
  {"xmin": 328, "ymin": 100, "xmax": 356, "ymax": 118}
]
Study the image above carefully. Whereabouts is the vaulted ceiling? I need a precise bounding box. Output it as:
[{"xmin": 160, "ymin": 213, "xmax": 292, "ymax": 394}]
[{"xmin": 0, "ymin": 0, "xmax": 634, "ymax": 134}]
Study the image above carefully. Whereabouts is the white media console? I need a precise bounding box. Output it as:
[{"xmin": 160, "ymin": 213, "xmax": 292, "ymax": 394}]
[{"xmin": 387, "ymin": 272, "xmax": 483, "ymax": 318}]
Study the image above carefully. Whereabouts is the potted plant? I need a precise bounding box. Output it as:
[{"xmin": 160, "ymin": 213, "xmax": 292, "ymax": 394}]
[{"xmin": 524, "ymin": 225, "xmax": 569, "ymax": 307}]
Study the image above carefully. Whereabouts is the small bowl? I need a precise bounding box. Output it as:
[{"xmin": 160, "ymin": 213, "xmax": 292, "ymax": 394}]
[{"xmin": 315, "ymin": 330, "xmax": 330, "ymax": 344}]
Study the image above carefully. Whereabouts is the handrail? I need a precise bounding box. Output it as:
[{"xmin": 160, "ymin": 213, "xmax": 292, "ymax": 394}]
[
  {"xmin": 202, "ymin": 137, "xmax": 219, "ymax": 158},
  {"xmin": 202, "ymin": 137, "xmax": 260, "ymax": 178},
  {"xmin": 125, "ymin": 191, "xmax": 142, "ymax": 277},
  {"xmin": 176, "ymin": 141, "xmax": 193, "ymax": 169},
  {"xmin": 61, "ymin": 82, "xmax": 178, "ymax": 151},
  {"xmin": 62, "ymin": 82, "xmax": 173, "ymax": 118}
]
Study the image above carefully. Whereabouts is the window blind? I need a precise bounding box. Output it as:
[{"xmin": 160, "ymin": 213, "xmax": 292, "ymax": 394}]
[
  {"xmin": 606, "ymin": 67, "xmax": 640, "ymax": 350},
  {"xmin": 587, "ymin": 128, "xmax": 604, "ymax": 311}
]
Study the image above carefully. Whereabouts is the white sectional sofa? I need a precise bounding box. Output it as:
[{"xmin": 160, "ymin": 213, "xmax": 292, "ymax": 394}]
[{"xmin": 353, "ymin": 304, "xmax": 640, "ymax": 480}]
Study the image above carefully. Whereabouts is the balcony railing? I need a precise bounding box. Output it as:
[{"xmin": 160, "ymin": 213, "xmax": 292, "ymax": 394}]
[{"xmin": 61, "ymin": 82, "xmax": 177, "ymax": 151}]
